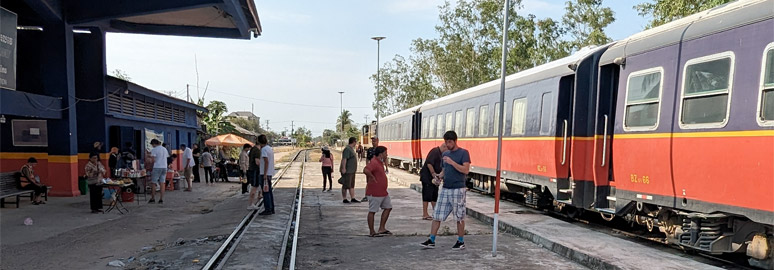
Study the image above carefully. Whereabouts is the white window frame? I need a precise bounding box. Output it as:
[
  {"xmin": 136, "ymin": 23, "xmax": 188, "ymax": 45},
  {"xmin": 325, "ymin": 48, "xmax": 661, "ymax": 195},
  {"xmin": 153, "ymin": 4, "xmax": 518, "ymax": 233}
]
[
  {"xmin": 478, "ymin": 105, "xmax": 489, "ymax": 136},
  {"xmin": 757, "ymin": 42, "xmax": 774, "ymax": 127},
  {"xmin": 623, "ymin": 67, "xmax": 664, "ymax": 132},
  {"xmin": 466, "ymin": 108, "xmax": 475, "ymax": 137},
  {"xmin": 511, "ymin": 98, "xmax": 527, "ymax": 135},
  {"xmin": 436, "ymin": 114, "xmax": 444, "ymax": 138},
  {"xmin": 428, "ymin": 115, "xmax": 436, "ymax": 139},
  {"xmin": 445, "ymin": 112, "xmax": 453, "ymax": 133},
  {"xmin": 493, "ymin": 102, "xmax": 502, "ymax": 136},
  {"xmin": 678, "ymin": 51, "xmax": 736, "ymax": 129},
  {"xmin": 454, "ymin": 110, "xmax": 463, "ymax": 133},
  {"xmin": 422, "ymin": 117, "xmax": 428, "ymax": 138}
]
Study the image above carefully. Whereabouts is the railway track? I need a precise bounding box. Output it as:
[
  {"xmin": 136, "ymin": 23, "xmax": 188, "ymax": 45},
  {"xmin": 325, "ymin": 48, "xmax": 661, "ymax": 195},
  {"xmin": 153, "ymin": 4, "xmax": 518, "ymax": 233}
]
[{"xmin": 202, "ymin": 149, "xmax": 308, "ymax": 270}]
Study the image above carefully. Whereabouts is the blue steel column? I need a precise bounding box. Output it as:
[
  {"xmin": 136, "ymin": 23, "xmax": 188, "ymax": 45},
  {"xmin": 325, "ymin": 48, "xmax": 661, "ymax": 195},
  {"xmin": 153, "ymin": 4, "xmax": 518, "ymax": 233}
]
[
  {"xmin": 42, "ymin": 20, "xmax": 80, "ymax": 196},
  {"xmin": 75, "ymin": 27, "xmax": 108, "ymax": 161}
]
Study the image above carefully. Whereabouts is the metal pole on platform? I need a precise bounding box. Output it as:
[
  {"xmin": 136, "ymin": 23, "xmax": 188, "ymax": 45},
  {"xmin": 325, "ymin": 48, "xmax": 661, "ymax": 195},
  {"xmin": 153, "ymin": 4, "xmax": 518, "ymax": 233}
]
[
  {"xmin": 371, "ymin": 36, "xmax": 385, "ymax": 138},
  {"xmin": 493, "ymin": 0, "xmax": 510, "ymax": 258}
]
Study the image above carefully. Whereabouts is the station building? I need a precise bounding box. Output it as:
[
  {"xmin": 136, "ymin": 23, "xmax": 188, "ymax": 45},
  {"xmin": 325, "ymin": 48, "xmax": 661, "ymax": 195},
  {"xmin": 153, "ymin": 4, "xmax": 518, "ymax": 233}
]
[{"xmin": 0, "ymin": 1, "xmax": 261, "ymax": 196}]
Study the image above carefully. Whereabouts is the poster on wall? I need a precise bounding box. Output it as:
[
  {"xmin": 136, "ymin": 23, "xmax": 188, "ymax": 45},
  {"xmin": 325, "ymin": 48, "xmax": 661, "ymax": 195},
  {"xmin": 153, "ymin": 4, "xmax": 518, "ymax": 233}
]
[
  {"xmin": 12, "ymin": 120, "xmax": 47, "ymax": 146},
  {"xmin": 0, "ymin": 7, "xmax": 17, "ymax": 90},
  {"xmin": 144, "ymin": 128, "xmax": 164, "ymax": 152}
]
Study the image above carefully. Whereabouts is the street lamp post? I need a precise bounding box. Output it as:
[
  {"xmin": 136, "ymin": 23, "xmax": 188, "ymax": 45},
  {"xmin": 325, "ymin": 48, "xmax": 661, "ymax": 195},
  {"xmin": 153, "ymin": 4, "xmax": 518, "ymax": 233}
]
[
  {"xmin": 371, "ymin": 36, "xmax": 386, "ymax": 138},
  {"xmin": 338, "ymin": 91, "xmax": 345, "ymax": 135}
]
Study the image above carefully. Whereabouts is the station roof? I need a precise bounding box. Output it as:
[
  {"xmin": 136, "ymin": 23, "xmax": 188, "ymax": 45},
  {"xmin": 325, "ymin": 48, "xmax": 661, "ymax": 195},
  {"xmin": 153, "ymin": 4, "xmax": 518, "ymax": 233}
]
[
  {"xmin": 107, "ymin": 76, "xmax": 207, "ymax": 112},
  {"xmin": 13, "ymin": 0, "xmax": 261, "ymax": 39}
]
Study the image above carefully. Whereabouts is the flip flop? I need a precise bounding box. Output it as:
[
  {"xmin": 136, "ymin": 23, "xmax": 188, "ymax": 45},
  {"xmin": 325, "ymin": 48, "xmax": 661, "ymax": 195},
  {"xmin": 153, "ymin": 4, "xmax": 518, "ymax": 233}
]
[
  {"xmin": 378, "ymin": 230, "xmax": 392, "ymax": 235},
  {"xmin": 369, "ymin": 233, "xmax": 383, "ymax": 237},
  {"xmin": 422, "ymin": 216, "xmax": 433, "ymax": 220}
]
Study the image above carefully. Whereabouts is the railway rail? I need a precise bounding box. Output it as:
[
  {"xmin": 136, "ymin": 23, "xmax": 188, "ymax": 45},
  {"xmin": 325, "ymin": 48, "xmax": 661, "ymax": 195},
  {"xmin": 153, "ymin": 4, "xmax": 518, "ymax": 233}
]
[{"xmin": 201, "ymin": 149, "xmax": 307, "ymax": 270}]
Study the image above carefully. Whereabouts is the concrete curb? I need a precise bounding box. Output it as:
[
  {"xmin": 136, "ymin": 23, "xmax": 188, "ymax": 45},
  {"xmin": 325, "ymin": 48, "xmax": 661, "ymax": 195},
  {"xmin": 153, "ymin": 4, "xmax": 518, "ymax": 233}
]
[{"xmin": 395, "ymin": 178, "xmax": 620, "ymax": 270}]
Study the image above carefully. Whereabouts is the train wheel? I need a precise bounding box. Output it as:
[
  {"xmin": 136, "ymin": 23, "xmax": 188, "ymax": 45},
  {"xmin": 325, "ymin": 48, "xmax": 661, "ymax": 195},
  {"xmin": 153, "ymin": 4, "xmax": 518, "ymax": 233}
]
[{"xmin": 600, "ymin": 212, "xmax": 615, "ymax": 222}]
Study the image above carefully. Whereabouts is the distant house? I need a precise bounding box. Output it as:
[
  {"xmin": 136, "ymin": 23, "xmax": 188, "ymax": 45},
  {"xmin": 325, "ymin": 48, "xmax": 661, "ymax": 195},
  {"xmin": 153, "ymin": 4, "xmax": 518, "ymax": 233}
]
[{"xmin": 228, "ymin": 111, "xmax": 260, "ymax": 122}]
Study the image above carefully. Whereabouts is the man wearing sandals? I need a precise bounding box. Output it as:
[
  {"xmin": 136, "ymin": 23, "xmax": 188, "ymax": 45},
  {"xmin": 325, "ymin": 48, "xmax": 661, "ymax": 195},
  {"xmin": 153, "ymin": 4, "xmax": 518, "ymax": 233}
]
[{"xmin": 363, "ymin": 146, "xmax": 392, "ymax": 237}]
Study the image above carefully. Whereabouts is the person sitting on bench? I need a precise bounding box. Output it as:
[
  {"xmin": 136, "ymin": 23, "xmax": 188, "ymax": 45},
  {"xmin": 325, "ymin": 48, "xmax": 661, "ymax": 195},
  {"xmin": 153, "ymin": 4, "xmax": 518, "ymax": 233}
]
[{"xmin": 20, "ymin": 157, "xmax": 47, "ymax": 205}]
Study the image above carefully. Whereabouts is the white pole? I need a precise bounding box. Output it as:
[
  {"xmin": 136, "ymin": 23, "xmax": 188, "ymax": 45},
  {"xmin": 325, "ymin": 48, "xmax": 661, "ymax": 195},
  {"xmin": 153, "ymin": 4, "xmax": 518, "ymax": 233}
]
[{"xmin": 493, "ymin": 0, "xmax": 510, "ymax": 257}]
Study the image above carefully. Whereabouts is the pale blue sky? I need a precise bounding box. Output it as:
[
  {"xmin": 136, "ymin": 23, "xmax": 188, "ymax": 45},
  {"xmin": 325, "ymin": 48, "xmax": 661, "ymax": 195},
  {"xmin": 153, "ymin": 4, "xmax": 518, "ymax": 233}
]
[{"xmin": 106, "ymin": 0, "xmax": 649, "ymax": 136}]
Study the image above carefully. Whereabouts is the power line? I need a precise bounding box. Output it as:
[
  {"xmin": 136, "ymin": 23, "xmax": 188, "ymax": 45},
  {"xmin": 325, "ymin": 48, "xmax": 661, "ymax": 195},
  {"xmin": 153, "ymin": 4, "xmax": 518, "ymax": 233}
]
[{"xmin": 189, "ymin": 85, "xmax": 372, "ymax": 109}]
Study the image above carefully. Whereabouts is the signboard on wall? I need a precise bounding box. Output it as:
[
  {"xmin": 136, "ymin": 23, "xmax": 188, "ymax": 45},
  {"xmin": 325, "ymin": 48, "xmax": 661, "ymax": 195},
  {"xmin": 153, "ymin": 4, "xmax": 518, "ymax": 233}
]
[
  {"xmin": 12, "ymin": 120, "xmax": 48, "ymax": 146},
  {"xmin": 144, "ymin": 128, "xmax": 164, "ymax": 151},
  {"xmin": 0, "ymin": 7, "xmax": 17, "ymax": 90}
]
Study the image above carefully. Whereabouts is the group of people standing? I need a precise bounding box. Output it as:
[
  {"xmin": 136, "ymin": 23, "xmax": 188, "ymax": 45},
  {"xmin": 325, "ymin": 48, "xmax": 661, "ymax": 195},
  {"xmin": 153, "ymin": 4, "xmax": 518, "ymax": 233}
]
[
  {"xmin": 323, "ymin": 131, "xmax": 471, "ymax": 248},
  {"xmin": 237, "ymin": 134, "xmax": 276, "ymax": 216}
]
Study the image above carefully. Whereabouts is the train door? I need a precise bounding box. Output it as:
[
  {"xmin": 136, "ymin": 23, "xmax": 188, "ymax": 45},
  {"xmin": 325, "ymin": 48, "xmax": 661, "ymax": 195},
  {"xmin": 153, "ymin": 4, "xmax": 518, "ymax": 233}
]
[
  {"xmin": 555, "ymin": 74, "xmax": 575, "ymax": 205},
  {"xmin": 412, "ymin": 111, "xmax": 422, "ymax": 170},
  {"xmin": 593, "ymin": 63, "xmax": 620, "ymax": 212}
]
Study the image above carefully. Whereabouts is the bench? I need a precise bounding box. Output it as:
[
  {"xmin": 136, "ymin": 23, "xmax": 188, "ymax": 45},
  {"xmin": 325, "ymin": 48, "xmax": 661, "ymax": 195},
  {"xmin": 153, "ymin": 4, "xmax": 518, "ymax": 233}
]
[{"xmin": 0, "ymin": 172, "xmax": 50, "ymax": 208}]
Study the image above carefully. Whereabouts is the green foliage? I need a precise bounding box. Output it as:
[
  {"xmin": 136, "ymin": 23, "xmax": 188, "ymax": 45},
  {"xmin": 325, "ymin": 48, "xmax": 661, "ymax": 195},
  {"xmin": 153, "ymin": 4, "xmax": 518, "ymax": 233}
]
[
  {"xmin": 292, "ymin": 127, "xmax": 313, "ymax": 146},
  {"xmin": 370, "ymin": 0, "xmax": 615, "ymax": 115},
  {"xmin": 321, "ymin": 129, "xmax": 341, "ymax": 146},
  {"xmin": 336, "ymin": 110, "xmax": 360, "ymax": 139},
  {"xmin": 201, "ymin": 100, "xmax": 234, "ymax": 135},
  {"xmin": 111, "ymin": 69, "xmax": 132, "ymax": 81},
  {"xmin": 635, "ymin": 0, "xmax": 733, "ymax": 28}
]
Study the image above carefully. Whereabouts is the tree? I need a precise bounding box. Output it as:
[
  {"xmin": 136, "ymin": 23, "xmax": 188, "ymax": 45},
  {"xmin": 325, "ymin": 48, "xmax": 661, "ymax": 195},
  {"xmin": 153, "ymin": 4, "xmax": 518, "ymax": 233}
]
[
  {"xmin": 112, "ymin": 69, "xmax": 131, "ymax": 81},
  {"xmin": 635, "ymin": 0, "xmax": 733, "ymax": 28},
  {"xmin": 321, "ymin": 129, "xmax": 341, "ymax": 146},
  {"xmin": 562, "ymin": 0, "xmax": 615, "ymax": 50},
  {"xmin": 292, "ymin": 127, "xmax": 313, "ymax": 146},
  {"xmin": 201, "ymin": 100, "xmax": 234, "ymax": 135}
]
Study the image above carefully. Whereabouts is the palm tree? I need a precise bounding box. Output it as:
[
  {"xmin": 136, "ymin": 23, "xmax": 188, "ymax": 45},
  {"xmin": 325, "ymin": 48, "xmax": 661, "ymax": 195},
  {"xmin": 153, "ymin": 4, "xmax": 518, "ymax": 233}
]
[{"xmin": 337, "ymin": 110, "xmax": 354, "ymax": 134}]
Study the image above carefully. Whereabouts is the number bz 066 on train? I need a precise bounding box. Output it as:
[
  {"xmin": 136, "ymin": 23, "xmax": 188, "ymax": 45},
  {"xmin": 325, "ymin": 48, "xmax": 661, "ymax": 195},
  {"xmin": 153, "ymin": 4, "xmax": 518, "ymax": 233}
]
[{"xmin": 377, "ymin": 1, "xmax": 774, "ymax": 268}]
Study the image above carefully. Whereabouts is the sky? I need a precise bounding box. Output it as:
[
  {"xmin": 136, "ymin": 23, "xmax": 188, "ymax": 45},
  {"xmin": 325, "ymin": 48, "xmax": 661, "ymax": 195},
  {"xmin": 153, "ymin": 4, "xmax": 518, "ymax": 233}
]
[{"xmin": 106, "ymin": 0, "xmax": 650, "ymax": 136}]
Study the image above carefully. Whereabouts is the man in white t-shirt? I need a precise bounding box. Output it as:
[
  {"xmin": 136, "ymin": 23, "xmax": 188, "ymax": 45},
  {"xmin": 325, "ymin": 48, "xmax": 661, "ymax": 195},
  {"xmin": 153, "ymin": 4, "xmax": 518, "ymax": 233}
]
[
  {"xmin": 258, "ymin": 134, "xmax": 275, "ymax": 215},
  {"xmin": 181, "ymin": 144, "xmax": 195, "ymax": 192},
  {"xmin": 149, "ymin": 139, "xmax": 169, "ymax": 204}
]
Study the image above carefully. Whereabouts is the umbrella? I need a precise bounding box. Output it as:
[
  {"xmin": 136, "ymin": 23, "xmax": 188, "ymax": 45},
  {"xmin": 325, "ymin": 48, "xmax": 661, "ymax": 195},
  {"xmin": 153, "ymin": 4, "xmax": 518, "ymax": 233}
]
[{"xmin": 205, "ymin": 133, "xmax": 254, "ymax": 147}]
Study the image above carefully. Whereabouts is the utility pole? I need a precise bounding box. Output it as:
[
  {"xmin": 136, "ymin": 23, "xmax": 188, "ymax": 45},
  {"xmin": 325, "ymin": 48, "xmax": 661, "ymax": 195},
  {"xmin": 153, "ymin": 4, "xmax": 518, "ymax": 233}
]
[
  {"xmin": 265, "ymin": 120, "xmax": 270, "ymax": 131},
  {"xmin": 291, "ymin": 121, "xmax": 295, "ymax": 148},
  {"xmin": 338, "ymin": 91, "xmax": 345, "ymax": 135},
  {"xmin": 492, "ymin": 0, "xmax": 511, "ymax": 257},
  {"xmin": 371, "ymin": 36, "xmax": 386, "ymax": 138}
]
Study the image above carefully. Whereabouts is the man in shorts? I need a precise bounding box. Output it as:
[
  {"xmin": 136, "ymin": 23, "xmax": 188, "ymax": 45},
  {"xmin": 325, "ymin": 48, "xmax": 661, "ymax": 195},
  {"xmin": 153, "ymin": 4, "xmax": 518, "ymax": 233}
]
[
  {"xmin": 420, "ymin": 131, "xmax": 471, "ymax": 250},
  {"xmin": 419, "ymin": 142, "xmax": 447, "ymax": 220},
  {"xmin": 149, "ymin": 139, "xmax": 169, "ymax": 204},
  {"xmin": 363, "ymin": 146, "xmax": 392, "ymax": 237},
  {"xmin": 181, "ymin": 144, "xmax": 195, "ymax": 192},
  {"xmin": 340, "ymin": 137, "xmax": 359, "ymax": 203}
]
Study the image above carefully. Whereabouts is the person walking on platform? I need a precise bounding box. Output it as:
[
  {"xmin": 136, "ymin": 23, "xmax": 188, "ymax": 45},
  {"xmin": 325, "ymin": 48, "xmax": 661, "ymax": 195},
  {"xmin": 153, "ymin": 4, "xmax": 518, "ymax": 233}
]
[
  {"xmin": 258, "ymin": 135, "xmax": 275, "ymax": 215},
  {"xmin": 148, "ymin": 139, "xmax": 169, "ymax": 204},
  {"xmin": 420, "ymin": 142, "xmax": 447, "ymax": 220},
  {"xmin": 420, "ymin": 131, "xmax": 471, "ymax": 250},
  {"xmin": 363, "ymin": 146, "xmax": 393, "ymax": 237},
  {"xmin": 108, "ymin": 147, "xmax": 119, "ymax": 178},
  {"xmin": 201, "ymin": 147, "xmax": 214, "ymax": 185},
  {"xmin": 85, "ymin": 153, "xmax": 106, "ymax": 213},
  {"xmin": 181, "ymin": 144, "xmax": 195, "ymax": 192},
  {"xmin": 247, "ymin": 143, "xmax": 263, "ymax": 209},
  {"xmin": 192, "ymin": 144, "xmax": 201, "ymax": 182},
  {"xmin": 320, "ymin": 146, "xmax": 334, "ymax": 192},
  {"xmin": 356, "ymin": 142, "xmax": 364, "ymax": 161},
  {"xmin": 340, "ymin": 137, "xmax": 360, "ymax": 203},
  {"xmin": 239, "ymin": 144, "xmax": 252, "ymax": 194}
]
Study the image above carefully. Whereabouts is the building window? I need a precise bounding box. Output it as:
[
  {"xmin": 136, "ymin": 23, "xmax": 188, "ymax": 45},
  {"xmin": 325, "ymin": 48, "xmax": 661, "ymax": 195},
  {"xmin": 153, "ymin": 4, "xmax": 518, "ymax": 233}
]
[
  {"xmin": 436, "ymin": 114, "xmax": 444, "ymax": 138},
  {"xmin": 478, "ymin": 105, "xmax": 489, "ymax": 136},
  {"xmin": 624, "ymin": 67, "xmax": 663, "ymax": 130},
  {"xmin": 466, "ymin": 108, "xmax": 475, "ymax": 137},
  {"xmin": 512, "ymin": 98, "xmax": 527, "ymax": 135},
  {"xmin": 680, "ymin": 52, "xmax": 734, "ymax": 128},
  {"xmin": 760, "ymin": 44, "xmax": 774, "ymax": 125},
  {"xmin": 540, "ymin": 93, "xmax": 553, "ymax": 135},
  {"xmin": 454, "ymin": 110, "xmax": 463, "ymax": 132}
]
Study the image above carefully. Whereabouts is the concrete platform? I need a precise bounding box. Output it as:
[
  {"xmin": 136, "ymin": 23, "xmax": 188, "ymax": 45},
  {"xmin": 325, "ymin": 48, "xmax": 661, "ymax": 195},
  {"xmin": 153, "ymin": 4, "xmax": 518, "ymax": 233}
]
[
  {"xmin": 294, "ymin": 160, "xmax": 586, "ymax": 269},
  {"xmin": 384, "ymin": 166, "xmax": 723, "ymax": 270}
]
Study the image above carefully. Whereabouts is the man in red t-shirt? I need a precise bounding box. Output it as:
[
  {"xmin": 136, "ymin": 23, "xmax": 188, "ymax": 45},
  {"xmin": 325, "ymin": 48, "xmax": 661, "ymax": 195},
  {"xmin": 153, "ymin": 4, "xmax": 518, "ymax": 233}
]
[{"xmin": 363, "ymin": 146, "xmax": 392, "ymax": 237}]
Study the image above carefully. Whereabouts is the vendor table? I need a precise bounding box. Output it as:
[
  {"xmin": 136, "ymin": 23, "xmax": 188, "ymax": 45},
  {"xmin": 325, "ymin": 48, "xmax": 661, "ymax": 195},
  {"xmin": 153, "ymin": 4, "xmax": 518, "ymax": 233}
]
[{"xmin": 103, "ymin": 183, "xmax": 133, "ymax": 214}]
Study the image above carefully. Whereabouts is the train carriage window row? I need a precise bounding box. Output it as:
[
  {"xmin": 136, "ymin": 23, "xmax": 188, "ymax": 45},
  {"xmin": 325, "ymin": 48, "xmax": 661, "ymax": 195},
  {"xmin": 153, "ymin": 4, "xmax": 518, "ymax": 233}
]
[
  {"xmin": 760, "ymin": 43, "xmax": 774, "ymax": 124},
  {"xmin": 624, "ymin": 67, "xmax": 664, "ymax": 130},
  {"xmin": 679, "ymin": 52, "xmax": 735, "ymax": 128},
  {"xmin": 466, "ymin": 108, "xmax": 475, "ymax": 137}
]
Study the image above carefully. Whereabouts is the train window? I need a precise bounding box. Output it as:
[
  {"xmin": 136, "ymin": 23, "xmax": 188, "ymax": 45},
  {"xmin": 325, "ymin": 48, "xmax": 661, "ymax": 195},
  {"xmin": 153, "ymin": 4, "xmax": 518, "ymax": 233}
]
[
  {"xmin": 455, "ymin": 110, "xmax": 463, "ymax": 132},
  {"xmin": 540, "ymin": 93, "xmax": 553, "ymax": 135},
  {"xmin": 759, "ymin": 45, "xmax": 774, "ymax": 124},
  {"xmin": 624, "ymin": 68, "xmax": 663, "ymax": 130},
  {"xmin": 466, "ymin": 108, "xmax": 475, "ymax": 137},
  {"xmin": 397, "ymin": 122, "xmax": 402, "ymax": 140},
  {"xmin": 422, "ymin": 117, "xmax": 428, "ymax": 138},
  {"xmin": 479, "ymin": 105, "xmax": 489, "ymax": 136},
  {"xmin": 428, "ymin": 116, "xmax": 436, "ymax": 139},
  {"xmin": 436, "ymin": 114, "xmax": 444, "ymax": 138},
  {"xmin": 445, "ymin": 113, "xmax": 453, "ymax": 133},
  {"xmin": 680, "ymin": 52, "xmax": 734, "ymax": 128},
  {"xmin": 493, "ymin": 102, "xmax": 501, "ymax": 136},
  {"xmin": 512, "ymin": 98, "xmax": 527, "ymax": 135}
]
